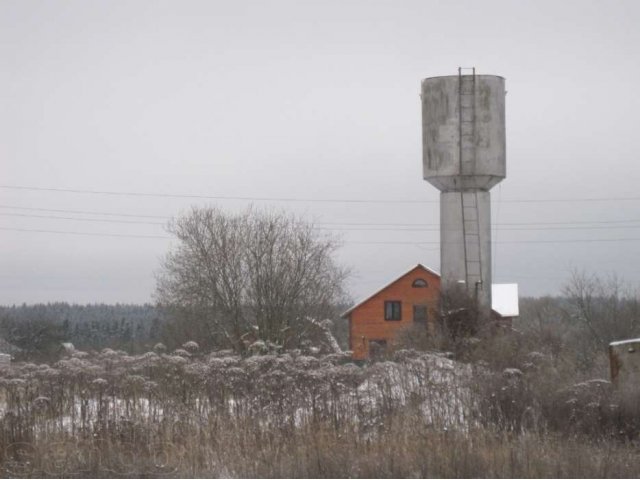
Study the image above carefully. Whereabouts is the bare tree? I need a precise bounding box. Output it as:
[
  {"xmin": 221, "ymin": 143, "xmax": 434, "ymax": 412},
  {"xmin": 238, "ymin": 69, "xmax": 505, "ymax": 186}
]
[
  {"xmin": 563, "ymin": 269, "xmax": 640, "ymax": 351},
  {"xmin": 156, "ymin": 207, "xmax": 349, "ymax": 352},
  {"xmin": 516, "ymin": 296, "xmax": 568, "ymax": 359}
]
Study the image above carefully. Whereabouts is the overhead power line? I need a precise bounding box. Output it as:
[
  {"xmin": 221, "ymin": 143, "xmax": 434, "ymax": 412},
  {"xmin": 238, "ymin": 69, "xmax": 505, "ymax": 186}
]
[
  {"xmin": 0, "ymin": 212, "xmax": 165, "ymax": 226},
  {"xmin": 0, "ymin": 185, "xmax": 435, "ymax": 204},
  {"xmin": 3, "ymin": 226, "xmax": 640, "ymax": 245},
  {"xmin": 3, "ymin": 184, "xmax": 640, "ymax": 204},
  {"xmin": 0, "ymin": 204, "xmax": 167, "ymax": 219},
  {"xmin": 6, "ymin": 211, "xmax": 640, "ymax": 232},
  {"xmin": 2, "ymin": 204, "xmax": 640, "ymax": 228},
  {"xmin": 0, "ymin": 227, "xmax": 168, "ymax": 239}
]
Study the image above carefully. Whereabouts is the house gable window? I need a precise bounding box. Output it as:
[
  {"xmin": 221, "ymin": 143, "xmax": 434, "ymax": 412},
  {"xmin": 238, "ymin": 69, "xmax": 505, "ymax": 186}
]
[
  {"xmin": 412, "ymin": 278, "xmax": 428, "ymax": 288},
  {"xmin": 384, "ymin": 301, "xmax": 402, "ymax": 321}
]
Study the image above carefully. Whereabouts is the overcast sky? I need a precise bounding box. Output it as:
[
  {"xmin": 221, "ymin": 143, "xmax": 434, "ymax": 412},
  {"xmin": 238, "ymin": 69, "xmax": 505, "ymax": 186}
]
[{"xmin": 2, "ymin": 0, "xmax": 640, "ymax": 305}]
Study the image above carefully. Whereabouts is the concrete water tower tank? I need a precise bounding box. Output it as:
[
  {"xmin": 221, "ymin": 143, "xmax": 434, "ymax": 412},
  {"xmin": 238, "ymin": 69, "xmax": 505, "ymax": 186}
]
[{"xmin": 421, "ymin": 69, "xmax": 506, "ymax": 307}]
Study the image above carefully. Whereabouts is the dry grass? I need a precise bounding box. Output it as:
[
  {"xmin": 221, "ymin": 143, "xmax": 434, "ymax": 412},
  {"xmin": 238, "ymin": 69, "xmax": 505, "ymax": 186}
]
[
  {"xmin": 0, "ymin": 347, "xmax": 639, "ymax": 478},
  {"xmin": 2, "ymin": 413, "xmax": 640, "ymax": 477}
]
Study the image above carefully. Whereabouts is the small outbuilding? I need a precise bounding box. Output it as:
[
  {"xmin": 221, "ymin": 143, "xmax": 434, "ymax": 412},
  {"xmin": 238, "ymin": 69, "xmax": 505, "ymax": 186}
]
[
  {"xmin": 609, "ymin": 338, "xmax": 640, "ymax": 387},
  {"xmin": 491, "ymin": 283, "xmax": 519, "ymax": 326}
]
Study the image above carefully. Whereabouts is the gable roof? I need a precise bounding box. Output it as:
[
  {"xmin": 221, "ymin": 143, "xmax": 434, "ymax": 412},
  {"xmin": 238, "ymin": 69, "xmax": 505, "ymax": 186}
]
[
  {"xmin": 342, "ymin": 264, "xmax": 520, "ymax": 319},
  {"xmin": 341, "ymin": 264, "xmax": 440, "ymax": 318}
]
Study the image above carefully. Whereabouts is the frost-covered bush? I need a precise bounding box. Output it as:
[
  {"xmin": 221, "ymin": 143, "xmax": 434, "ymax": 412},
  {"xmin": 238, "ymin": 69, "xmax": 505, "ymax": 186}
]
[{"xmin": 0, "ymin": 348, "xmax": 472, "ymax": 442}]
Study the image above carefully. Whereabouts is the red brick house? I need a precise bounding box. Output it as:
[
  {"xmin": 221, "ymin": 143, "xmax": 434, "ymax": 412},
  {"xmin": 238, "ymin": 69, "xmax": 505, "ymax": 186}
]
[
  {"xmin": 342, "ymin": 264, "xmax": 441, "ymax": 360},
  {"xmin": 342, "ymin": 264, "xmax": 518, "ymax": 360}
]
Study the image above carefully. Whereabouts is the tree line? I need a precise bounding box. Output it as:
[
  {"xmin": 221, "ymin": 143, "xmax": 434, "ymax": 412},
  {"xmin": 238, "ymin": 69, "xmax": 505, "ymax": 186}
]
[{"xmin": 0, "ymin": 303, "xmax": 163, "ymax": 360}]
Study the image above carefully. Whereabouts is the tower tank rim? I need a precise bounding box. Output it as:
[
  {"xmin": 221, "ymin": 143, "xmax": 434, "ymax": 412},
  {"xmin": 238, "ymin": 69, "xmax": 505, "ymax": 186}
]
[{"xmin": 421, "ymin": 74, "xmax": 505, "ymax": 84}]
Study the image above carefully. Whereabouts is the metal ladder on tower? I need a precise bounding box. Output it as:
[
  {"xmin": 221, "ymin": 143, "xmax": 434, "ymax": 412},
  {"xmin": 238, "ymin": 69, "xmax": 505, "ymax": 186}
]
[{"xmin": 458, "ymin": 67, "xmax": 483, "ymax": 289}]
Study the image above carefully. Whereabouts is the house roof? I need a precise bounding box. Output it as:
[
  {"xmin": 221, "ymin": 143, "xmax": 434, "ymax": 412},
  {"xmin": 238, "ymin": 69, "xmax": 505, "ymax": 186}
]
[
  {"xmin": 342, "ymin": 264, "xmax": 519, "ymax": 318},
  {"xmin": 491, "ymin": 283, "xmax": 519, "ymax": 317},
  {"xmin": 341, "ymin": 264, "xmax": 441, "ymax": 318}
]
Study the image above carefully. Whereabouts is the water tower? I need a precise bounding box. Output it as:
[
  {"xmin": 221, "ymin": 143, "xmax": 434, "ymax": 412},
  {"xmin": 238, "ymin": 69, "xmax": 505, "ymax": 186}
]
[{"xmin": 421, "ymin": 68, "xmax": 506, "ymax": 307}]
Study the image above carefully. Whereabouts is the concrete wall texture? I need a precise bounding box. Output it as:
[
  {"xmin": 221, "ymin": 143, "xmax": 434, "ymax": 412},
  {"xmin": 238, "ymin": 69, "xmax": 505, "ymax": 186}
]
[{"xmin": 421, "ymin": 73, "xmax": 506, "ymax": 307}]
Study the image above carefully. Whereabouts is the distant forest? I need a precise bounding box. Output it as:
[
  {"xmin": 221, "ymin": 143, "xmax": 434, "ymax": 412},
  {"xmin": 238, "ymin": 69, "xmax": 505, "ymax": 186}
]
[
  {"xmin": 0, "ymin": 303, "xmax": 163, "ymax": 360},
  {"xmin": 0, "ymin": 302, "xmax": 351, "ymax": 361}
]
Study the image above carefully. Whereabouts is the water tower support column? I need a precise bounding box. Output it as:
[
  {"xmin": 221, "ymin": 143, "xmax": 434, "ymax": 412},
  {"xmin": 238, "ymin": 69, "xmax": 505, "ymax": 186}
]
[{"xmin": 440, "ymin": 190, "xmax": 492, "ymax": 306}]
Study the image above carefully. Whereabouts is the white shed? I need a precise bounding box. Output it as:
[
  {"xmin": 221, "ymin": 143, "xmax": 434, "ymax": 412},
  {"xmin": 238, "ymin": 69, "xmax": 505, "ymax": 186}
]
[{"xmin": 491, "ymin": 283, "xmax": 519, "ymax": 319}]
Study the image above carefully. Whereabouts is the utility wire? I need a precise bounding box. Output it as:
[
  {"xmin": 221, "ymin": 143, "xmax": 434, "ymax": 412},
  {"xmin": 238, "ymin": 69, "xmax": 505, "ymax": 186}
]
[
  {"xmin": 3, "ymin": 226, "xmax": 640, "ymax": 245},
  {"xmin": 3, "ymin": 184, "xmax": 640, "ymax": 204},
  {"xmin": 0, "ymin": 204, "xmax": 168, "ymax": 219},
  {"xmin": 320, "ymin": 225, "xmax": 640, "ymax": 232},
  {"xmin": 0, "ymin": 212, "xmax": 165, "ymax": 226},
  {"xmin": 493, "ymin": 183, "xmax": 502, "ymax": 278},
  {"xmin": 0, "ymin": 227, "xmax": 168, "ymax": 239},
  {"xmin": 0, "ymin": 185, "xmax": 435, "ymax": 204},
  {"xmin": 4, "ymin": 211, "xmax": 640, "ymax": 232},
  {"xmin": 2, "ymin": 204, "xmax": 640, "ymax": 228}
]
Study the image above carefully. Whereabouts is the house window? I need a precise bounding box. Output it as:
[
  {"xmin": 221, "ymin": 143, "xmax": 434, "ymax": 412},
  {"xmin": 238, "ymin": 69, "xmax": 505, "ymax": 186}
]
[
  {"xmin": 384, "ymin": 301, "xmax": 402, "ymax": 321},
  {"xmin": 413, "ymin": 305, "xmax": 428, "ymax": 323},
  {"xmin": 412, "ymin": 278, "xmax": 428, "ymax": 288}
]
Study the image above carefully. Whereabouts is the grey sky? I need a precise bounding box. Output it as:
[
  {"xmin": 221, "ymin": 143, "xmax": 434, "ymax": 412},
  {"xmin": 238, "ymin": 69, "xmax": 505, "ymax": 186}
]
[{"xmin": 2, "ymin": 0, "xmax": 640, "ymax": 304}]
